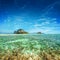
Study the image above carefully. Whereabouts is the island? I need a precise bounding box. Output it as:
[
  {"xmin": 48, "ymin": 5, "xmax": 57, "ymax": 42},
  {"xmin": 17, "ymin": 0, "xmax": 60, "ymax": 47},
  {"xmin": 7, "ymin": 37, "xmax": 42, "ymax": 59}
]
[
  {"xmin": 37, "ymin": 32, "xmax": 42, "ymax": 34},
  {"xmin": 14, "ymin": 29, "xmax": 43, "ymax": 34},
  {"xmin": 14, "ymin": 29, "xmax": 28, "ymax": 34}
]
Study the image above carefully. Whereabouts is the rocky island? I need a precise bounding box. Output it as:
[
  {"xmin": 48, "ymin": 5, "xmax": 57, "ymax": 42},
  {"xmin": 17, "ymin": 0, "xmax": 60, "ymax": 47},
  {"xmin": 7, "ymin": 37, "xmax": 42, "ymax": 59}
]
[
  {"xmin": 37, "ymin": 32, "xmax": 42, "ymax": 34},
  {"xmin": 14, "ymin": 29, "xmax": 28, "ymax": 34},
  {"xmin": 14, "ymin": 29, "xmax": 43, "ymax": 34}
]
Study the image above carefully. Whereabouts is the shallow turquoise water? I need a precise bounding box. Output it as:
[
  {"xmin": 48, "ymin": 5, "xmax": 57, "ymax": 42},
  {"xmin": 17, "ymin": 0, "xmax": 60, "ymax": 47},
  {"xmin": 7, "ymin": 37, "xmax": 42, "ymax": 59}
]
[{"xmin": 0, "ymin": 34, "xmax": 60, "ymax": 54}]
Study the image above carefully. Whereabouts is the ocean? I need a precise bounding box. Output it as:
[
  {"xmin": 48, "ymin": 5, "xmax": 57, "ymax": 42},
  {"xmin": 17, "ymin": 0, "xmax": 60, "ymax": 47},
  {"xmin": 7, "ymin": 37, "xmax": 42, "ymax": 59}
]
[{"xmin": 0, "ymin": 34, "xmax": 60, "ymax": 60}]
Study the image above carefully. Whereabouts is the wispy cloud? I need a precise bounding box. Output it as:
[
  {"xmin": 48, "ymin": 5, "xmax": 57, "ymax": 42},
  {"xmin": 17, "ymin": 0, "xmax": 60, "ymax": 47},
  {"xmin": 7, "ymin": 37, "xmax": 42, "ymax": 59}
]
[
  {"xmin": 29, "ymin": 17, "xmax": 60, "ymax": 34},
  {"xmin": 29, "ymin": 26, "xmax": 60, "ymax": 34}
]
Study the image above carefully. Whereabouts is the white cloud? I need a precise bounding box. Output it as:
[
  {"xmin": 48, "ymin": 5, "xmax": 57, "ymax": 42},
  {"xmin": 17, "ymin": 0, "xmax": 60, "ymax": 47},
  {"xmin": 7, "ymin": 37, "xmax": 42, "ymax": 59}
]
[
  {"xmin": 35, "ymin": 17, "xmax": 58, "ymax": 27},
  {"xmin": 34, "ymin": 21, "xmax": 50, "ymax": 27},
  {"xmin": 44, "ymin": 21, "xmax": 50, "ymax": 24},
  {"xmin": 29, "ymin": 28, "xmax": 52, "ymax": 33},
  {"xmin": 34, "ymin": 24, "xmax": 42, "ymax": 27},
  {"xmin": 38, "ymin": 18, "xmax": 46, "ymax": 21},
  {"xmin": 53, "ymin": 21, "xmax": 57, "ymax": 24},
  {"xmin": 29, "ymin": 25, "xmax": 60, "ymax": 34},
  {"xmin": 52, "ymin": 18, "xmax": 57, "ymax": 21},
  {"xmin": 37, "ymin": 17, "xmax": 57, "ymax": 22},
  {"xmin": 23, "ymin": 22, "xmax": 33, "ymax": 25}
]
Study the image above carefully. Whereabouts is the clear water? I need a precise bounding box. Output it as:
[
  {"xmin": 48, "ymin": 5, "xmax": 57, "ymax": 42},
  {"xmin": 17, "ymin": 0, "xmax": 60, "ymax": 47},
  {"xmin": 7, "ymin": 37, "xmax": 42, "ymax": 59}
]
[{"xmin": 0, "ymin": 34, "xmax": 60, "ymax": 54}]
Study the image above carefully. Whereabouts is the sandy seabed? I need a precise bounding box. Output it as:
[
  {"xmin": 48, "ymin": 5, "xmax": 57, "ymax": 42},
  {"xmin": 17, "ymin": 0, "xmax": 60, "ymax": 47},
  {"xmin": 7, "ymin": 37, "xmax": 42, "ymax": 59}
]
[{"xmin": 0, "ymin": 49, "xmax": 60, "ymax": 60}]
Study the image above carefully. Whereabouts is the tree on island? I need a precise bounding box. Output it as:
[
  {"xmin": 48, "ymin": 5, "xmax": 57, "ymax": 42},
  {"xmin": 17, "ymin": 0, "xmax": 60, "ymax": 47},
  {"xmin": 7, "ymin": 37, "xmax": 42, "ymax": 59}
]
[{"xmin": 14, "ymin": 29, "xmax": 28, "ymax": 34}]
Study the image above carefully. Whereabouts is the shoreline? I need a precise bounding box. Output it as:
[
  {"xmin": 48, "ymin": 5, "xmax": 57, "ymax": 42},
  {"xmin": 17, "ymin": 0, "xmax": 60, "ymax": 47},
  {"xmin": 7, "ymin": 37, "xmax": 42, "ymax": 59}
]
[{"xmin": 0, "ymin": 34, "xmax": 30, "ymax": 36}]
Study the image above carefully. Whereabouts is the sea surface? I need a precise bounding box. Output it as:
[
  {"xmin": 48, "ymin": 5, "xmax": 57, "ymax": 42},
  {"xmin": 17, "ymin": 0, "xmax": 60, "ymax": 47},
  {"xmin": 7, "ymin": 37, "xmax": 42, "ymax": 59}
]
[{"xmin": 0, "ymin": 34, "xmax": 60, "ymax": 54}]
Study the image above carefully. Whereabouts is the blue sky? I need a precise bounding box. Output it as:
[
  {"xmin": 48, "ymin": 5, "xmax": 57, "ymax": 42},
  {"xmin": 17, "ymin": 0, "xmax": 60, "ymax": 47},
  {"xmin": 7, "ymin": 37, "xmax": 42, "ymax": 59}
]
[{"xmin": 0, "ymin": 0, "xmax": 60, "ymax": 34}]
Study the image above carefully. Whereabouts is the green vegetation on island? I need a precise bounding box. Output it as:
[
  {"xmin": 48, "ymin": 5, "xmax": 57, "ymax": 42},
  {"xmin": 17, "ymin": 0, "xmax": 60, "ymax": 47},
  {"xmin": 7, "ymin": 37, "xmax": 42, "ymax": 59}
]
[
  {"xmin": 14, "ymin": 29, "xmax": 28, "ymax": 34},
  {"xmin": 14, "ymin": 29, "xmax": 42, "ymax": 34}
]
